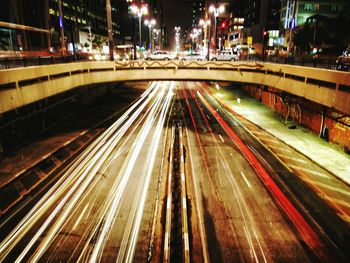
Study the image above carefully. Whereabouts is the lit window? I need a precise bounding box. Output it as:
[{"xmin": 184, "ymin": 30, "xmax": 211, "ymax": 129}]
[{"xmin": 304, "ymin": 3, "xmax": 313, "ymax": 10}]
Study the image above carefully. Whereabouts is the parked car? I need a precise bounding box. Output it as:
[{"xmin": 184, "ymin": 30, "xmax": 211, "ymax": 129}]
[
  {"xmin": 179, "ymin": 52, "xmax": 206, "ymax": 61},
  {"xmin": 236, "ymin": 45, "xmax": 258, "ymax": 59},
  {"xmin": 335, "ymin": 48, "xmax": 350, "ymax": 71},
  {"xmin": 211, "ymin": 49, "xmax": 239, "ymax": 61},
  {"xmin": 145, "ymin": 50, "xmax": 176, "ymax": 60}
]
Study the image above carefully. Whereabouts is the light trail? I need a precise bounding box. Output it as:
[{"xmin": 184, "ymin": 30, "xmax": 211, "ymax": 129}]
[
  {"xmin": 87, "ymin": 81, "xmax": 172, "ymax": 262},
  {"xmin": 0, "ymin": 81, "xmax": 169, "ymax": 262},
  {"xmin": 180, "ymin": 83, "xmax": 210, "ymax": 263},
  {"xmin": 25, "ymin": 83, "xmax": 162, "ymax": 263},
  {"xmin": 188, "ymin": 83, "xmax": 268, "ymax": 262},
  {"xmin": 196, "ymin": 88, "xmax": 332, "ymax": 262}
]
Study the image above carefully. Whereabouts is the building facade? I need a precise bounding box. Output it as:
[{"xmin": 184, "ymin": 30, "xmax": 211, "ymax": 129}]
[
  {"xmin": 0, "ymin": 0, "xmax": 125, "ymax": 54},
  {"xmin": 0, "ymin": 0, "xmax": 50, "ymax": 52}
]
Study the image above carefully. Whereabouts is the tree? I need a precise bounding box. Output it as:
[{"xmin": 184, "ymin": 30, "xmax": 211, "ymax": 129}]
[
  {"xmin": 0, "ymin": 30, "xmax": 9, "ymax": 51},
  {"xmin": 293, "ymin": 25, "xmax": 313, "ymax": 54},
  {"xmin": 92, "ymin": 36, "xmax": 107, "ymax": 51}
]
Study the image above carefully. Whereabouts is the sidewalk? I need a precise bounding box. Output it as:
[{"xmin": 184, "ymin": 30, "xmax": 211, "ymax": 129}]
[{"xmin": 219, "ymin": 88, "xmax": 350, "ymax": 186}]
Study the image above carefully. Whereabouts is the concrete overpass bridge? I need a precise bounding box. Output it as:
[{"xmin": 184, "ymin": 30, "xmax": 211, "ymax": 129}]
[{"xmin": 0, "ymin": 60, "xmax": 350, "ymax": 115}]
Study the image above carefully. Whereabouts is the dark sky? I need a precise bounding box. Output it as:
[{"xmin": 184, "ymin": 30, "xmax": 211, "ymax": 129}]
[{"xmin": 161, "ymin": 0, "xmax": 192, "ymax": 31}]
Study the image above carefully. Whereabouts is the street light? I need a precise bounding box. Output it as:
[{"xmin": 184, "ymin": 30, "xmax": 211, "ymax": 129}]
[
  {"xmin": 131, "ymin": 4, "xmax": 148, "ymax": 48},
  {"xmin": 153, "ymin": 28, "xmax": 161, "ymax": 50},
  {"xmin": 209, "ymin": 4, "xmax": 225, "ymax": 53},
  {"xmin": 174, "ymin": 26, "xmax": 181, "ymax": 52},
  {"xmin": 190, "ymin": 28, "xmax": 201, "ymax": 52},
  {"xmin": 144, "ymin": 19, "xmax": 156, "ymax": 51},
  {"xmin": 106, "ymin": 0, "xmax": 114, "ymax": 61},
  {"xmin": 57, "ymin": 0, "xmax": 66, "ymax": 56},
  {"xmin": 199, "ymin": 19, "xmax": 211, "ymax": 60}
]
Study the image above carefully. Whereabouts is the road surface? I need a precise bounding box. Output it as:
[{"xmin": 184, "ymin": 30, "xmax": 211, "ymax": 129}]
[{"xmin": 0, "ymin": 81, "xmax": 349, "ymax": 262}]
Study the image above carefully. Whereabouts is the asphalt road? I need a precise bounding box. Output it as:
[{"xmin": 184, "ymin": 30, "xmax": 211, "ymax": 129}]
[
  {"xmin": 0, "ymin": 81, "xmax": 349, "ymax": 262},
  {"xmin": 0, "ymin": 81, "xmax": 174, "ymax": 262},
  {"xmin": 180, "ymin": 82, "xmax": 315, "ymax": 262}
]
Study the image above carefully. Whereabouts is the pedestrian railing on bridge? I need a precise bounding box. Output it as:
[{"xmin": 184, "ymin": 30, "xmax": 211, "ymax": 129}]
[{"xmin": 0, "ymin": 60, "xmax": 349, "ymax": 115}]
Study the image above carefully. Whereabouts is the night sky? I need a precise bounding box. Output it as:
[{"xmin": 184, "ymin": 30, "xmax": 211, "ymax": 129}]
[{"xmin": 161, "ymin": 0, "xmax": 192, "ymax": 31}]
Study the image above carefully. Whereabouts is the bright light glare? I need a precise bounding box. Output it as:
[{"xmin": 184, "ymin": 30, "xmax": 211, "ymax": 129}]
[{"xmin": 141, "ymin": 5, "xmax": 148, "ymax": 14}]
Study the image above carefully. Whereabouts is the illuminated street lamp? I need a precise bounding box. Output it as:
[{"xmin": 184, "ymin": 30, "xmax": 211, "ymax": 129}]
[
  {"xmin": 200, "ymin": 18, "xmax": 211, "ymax": 60},
  {"xmin": 209, "ymin": 4, "xmax": 225, "ymax": 53},
  {"xmin": 153, "ymin": 28, "xmax": 161, "ymax": 50},
  {"xmin": 174, "ymin": 26, "xmax": 181, "ymax": 51},
  {"xmin": 144, "ymin": 18, "xmax": 156, "ymax": 51},
  {"xmin": 190, "ymin": 28, "xmax": 201, "ymax": 52},
  {"xmin": 131, "ymin": 4, "xmax": 148, "ymax": 48}
]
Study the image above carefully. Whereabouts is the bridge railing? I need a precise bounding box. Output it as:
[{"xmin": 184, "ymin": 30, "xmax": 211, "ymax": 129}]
[{"xmin": 0, "ymin": 60, "xmax": 349, "ymax": 114}]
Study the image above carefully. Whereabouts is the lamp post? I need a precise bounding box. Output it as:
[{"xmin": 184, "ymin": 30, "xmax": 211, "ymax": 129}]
[
  {"xmin": 199, "ymin": 19, "xmax": 211, "ymax": 60},
  {"xmin": 193, "ymin": 28, "xmax": 201, "ymax": 51},
  {"xmin": 131, "ymin": 4, "xmax": 148, "ymax": 48},
  {"xmin": 106, "ymin": 0, "xmax": 114, "ymax": 61},
  {"xmin": 174, "ymin": 26, "xmax": 181, "ymax": 52},
  {"xmin": 145, "ymin": 19, "xmax": 156, "ymax": 51},
  {"xmin": 190, "ymin": 29, "xmax": 201, "ymax": 52},
  {"xmin": 190, "ymin": 33, "xmax": 195, "ymax": 52},
  {"xmin": 153, "ymin": 28, "xmax": 161, "ymax": 50},
  {"xmin": 57, "ymin": 0, "xmax": 66, "ymax": 56},
  {"xmin": 209, "ymin": 4, "xmax": 225, "ymax": 54}
]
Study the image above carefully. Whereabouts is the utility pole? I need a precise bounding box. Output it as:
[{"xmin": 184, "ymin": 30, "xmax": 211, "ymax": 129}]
[
  {"xmin": 57, "ymin": 0, "xmax": 66, "ymax": 56},
  {"xmin": 106, "ymin": 0, "xmax": 114, "ymax": 61}
]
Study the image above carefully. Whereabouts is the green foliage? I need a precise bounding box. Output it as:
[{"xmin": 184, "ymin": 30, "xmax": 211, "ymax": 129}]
[
  {"xmin": 92, "ymin": 36, "xmax": 107, "ymax": 50},
  {"xmin": 0, "ymin": 30, "xmax": 9, "ymax": 51},
  {"xmin": 293, "ymin": 25, "xmax": 313, "ymax": 53}
]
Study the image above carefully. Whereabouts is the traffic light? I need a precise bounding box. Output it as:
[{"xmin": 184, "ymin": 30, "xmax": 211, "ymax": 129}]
[{"xmin": 221, "ymin": 21, "xmax": 226, "ymax": 28}]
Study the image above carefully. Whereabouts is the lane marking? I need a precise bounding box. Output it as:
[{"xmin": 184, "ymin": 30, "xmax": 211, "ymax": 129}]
[
  {"xmin": 240, "ymin": 171, "xmax": 251, "ymax": 188},
  {"xmin": 167, "ymin": 196, "xmax": 171, "ymax": 210},
  {"xmin": 219, "ymin": 134, "xmax": 225, "ymax": 143},
  {"xmin": 184, "ymin": 233, "xmax": 189, "ymax": 251},
  {"xmin": 183, "ymin": 197, "xmax": 187, "ymax": 209},
  {"xmin": 164, "ymin": 233, "xmax": 169, "ymax": 251},
  {"xmin": 72, "ymin": 203, "xmax": 89, "ymax": 231}
]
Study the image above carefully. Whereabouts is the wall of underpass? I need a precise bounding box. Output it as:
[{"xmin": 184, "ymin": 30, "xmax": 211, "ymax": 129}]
[
  {"xmin": 242, "ymin": 85, "xmax": 350, "ymax": 153},
  {"xmin": 0, "ymin": 84, "xmax": 112, "ymax": 157}
]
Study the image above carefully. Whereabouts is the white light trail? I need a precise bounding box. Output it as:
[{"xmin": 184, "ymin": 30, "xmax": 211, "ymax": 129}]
[{"xmin": 0, "ymin": 82, "xmax": 161, "ymax": 262}]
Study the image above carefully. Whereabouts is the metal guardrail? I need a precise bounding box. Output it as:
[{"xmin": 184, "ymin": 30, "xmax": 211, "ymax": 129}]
[
  {"xmin": 0, "ymin": 55, "xmax": 89, "ymax": 70},
  {"xmin": 0, "ymin": 55, "xmax": 343, "ymax": 71}
]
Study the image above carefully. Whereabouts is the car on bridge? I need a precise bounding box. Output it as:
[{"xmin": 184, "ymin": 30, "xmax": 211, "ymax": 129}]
[
  {"xmin": 210, "ymin": 49, "xmax": 239, "ymax": 61},
  {"xmin": 145, "ymin": 51, "xmax": 176, "ymax": 60},
  {"xmin": 336, "ymin": 48, "xmax": 350, "ymax": 71},
  {"xmin": 179, "ymin": 52, "xmax": 206, "ymax": 61}
]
